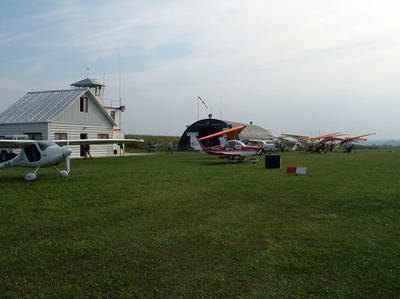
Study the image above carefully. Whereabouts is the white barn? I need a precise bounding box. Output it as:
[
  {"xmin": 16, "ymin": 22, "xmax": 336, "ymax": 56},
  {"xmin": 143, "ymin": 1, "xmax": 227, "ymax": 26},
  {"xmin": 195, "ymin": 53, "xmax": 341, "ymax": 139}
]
[{"xmin": 0, "ymin": 78, "xmax": 126, "ymax": 158}]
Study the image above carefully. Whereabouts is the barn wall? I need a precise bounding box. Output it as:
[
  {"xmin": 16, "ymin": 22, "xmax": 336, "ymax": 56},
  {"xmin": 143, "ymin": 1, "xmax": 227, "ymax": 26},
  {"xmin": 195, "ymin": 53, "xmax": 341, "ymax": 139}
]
[
  {"xmin": 54, "ymin": 91, "xmax": 112, "ymax": 126},
  {"xmin": 49, "ymin": 122, "xmax": 116, "ymax": 158}
]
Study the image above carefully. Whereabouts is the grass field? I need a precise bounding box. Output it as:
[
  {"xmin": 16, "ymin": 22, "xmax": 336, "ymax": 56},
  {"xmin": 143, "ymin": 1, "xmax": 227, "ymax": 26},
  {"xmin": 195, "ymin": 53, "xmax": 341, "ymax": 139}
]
[
  {"xmin": 1, "ymin": 151, "xmax": 399, "ymax": 297},
  {"xmin": 125, "ymin": 134, "xmax": 180, "ymax": 152}
]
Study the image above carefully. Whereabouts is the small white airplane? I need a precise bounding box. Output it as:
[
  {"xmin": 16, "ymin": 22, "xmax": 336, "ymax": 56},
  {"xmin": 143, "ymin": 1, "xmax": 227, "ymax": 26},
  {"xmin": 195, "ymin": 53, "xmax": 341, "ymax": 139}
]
[
  {"xmin": 0, "ymin": 138, "xmax": 144, "ymax": 181},
  {"xmin": 243, "ymin": 139, "xmax": 276, "ymax": 152}
]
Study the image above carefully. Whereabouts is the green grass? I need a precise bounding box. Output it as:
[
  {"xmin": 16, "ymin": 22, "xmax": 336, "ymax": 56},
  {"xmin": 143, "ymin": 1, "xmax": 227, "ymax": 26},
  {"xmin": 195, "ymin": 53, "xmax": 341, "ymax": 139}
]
[
  {"xmin": 0, "ymin": 151, "xmax": 399, "ymax": 297},
  {"xmin": 125, "ymin": 134, "xmax": 180, "ymax": 152}
]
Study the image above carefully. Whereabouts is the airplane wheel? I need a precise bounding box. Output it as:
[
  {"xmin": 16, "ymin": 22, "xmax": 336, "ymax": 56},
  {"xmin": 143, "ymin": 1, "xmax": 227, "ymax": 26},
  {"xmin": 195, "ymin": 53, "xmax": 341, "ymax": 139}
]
[
  {"xmin": 59, "ymin": 170, "xmax": 69, "ymax": 177},
  {"xmin": 24, "ymin": 173, "xmax": 37, "ymax": 181}
]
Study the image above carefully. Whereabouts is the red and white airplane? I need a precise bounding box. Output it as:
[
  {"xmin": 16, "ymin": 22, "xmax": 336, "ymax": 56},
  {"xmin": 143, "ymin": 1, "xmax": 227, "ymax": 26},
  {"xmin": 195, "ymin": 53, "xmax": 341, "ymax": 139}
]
[{"xmin": 196, "ymin": 126, "xmax": 263, "ymax": 162}]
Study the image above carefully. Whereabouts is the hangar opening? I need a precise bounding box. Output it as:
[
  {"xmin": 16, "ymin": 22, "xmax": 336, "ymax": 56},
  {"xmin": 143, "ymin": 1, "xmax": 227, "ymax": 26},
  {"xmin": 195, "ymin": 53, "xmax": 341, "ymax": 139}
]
[{"xmin": 178, "ymin": 118, "xmax": 270, "ymax": 151}]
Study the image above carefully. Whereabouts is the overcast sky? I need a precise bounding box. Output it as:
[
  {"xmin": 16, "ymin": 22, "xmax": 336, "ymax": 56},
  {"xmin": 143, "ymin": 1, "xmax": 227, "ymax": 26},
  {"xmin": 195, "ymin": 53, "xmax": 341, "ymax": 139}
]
[{"xmin": 1, "ymin": 0, "xmax": 400, "ymax": 139}]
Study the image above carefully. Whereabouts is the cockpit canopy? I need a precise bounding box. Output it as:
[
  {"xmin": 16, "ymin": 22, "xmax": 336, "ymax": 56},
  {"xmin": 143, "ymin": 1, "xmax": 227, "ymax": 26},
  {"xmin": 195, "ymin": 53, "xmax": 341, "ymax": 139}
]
[
  {"xmin": 37, "ymin": 141, "xmax": 57, "ymax": 151},
  {"xmin": 226, "ymin": 140, "xmax": 245, "ymax": 149}
]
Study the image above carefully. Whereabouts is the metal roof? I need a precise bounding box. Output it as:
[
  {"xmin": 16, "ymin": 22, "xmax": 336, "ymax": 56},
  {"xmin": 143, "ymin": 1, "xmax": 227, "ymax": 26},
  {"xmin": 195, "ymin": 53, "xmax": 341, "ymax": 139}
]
[
  {"xmin": 70, "ymin": 78, "xmax": 105, "ymax": 87},
  {"xmin": 0, "ymin": 89, "xmax": 87, "ymax": 124},
  {"xmin": 225, "ymin": 120, "xmax": 270, "ymax": 140}
]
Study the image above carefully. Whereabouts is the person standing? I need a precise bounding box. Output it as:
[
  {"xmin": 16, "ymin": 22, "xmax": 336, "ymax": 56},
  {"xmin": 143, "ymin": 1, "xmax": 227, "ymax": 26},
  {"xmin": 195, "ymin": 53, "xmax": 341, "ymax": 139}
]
[
  {"xmin": 167, "ymin": 141, "xmax": 174, "ymax": 154},
  {"xmin": 84, "ymin": 144, "xmax": 92, "ymax": 159}
]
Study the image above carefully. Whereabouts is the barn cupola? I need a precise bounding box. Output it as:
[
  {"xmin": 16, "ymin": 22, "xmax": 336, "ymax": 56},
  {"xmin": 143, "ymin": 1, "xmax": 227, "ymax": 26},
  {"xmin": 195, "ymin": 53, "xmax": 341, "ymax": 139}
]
[{"xmin": 70, "ymin": 78, "xmax": 105, "ymax": 105}]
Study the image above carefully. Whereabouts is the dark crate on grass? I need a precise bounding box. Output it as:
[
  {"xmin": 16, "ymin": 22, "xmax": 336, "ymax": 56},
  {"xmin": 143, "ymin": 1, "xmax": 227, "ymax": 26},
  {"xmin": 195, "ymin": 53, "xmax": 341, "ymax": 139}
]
[{"xmin": 265, "ymin": 154, "xmax": 280, "ymax": 169}]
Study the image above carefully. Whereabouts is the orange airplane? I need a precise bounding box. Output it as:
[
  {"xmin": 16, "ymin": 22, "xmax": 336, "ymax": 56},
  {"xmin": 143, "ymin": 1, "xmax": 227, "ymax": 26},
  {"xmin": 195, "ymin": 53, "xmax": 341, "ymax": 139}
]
[
  {"xmin": 335, "ymin": 133, "xmax": 376, "ymax": 149},
  {"xmin": 197, "ymin": 126, "xmax": 263, "ymax": 162},
  {"xmin": 283, "ymin": 132, "xmax": 344, "ymax": 151}
]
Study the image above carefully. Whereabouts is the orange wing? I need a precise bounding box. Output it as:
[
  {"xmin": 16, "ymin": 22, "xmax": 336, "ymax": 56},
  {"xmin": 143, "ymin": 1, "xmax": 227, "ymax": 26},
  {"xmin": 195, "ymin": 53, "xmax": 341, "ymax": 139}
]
[
  {"xmin": 340, "ymin": 133, "xmax": 375, "ymax": 142},
  {"xmin": 199, "ymin": 126, "xmax": 246, "ymax": 141},
  {"xmin": 300, "ymin": 132, "xmax": 344, "ymax": 142},
  {"xmin": 281, "ymin": 133, "xmax": 308, "ymax": 140}
]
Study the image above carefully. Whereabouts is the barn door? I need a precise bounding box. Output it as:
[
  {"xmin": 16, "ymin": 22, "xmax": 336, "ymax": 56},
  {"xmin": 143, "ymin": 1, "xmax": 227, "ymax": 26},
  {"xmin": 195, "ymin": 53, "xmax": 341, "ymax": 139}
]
[{"xmin": 80, "ymin": 133, "xmax": 88, "ymax": 157}]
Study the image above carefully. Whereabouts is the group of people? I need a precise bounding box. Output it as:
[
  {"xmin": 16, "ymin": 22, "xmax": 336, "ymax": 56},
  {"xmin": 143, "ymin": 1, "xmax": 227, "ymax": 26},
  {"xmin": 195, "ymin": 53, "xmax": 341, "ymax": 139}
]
[
  {"xmin": 304, "ymin": 142, "xmax": 355, "ymax": 153},
  {"xmin": 274, "ymin": 141, "xmax": 288, "ymax": 152},
  {"xmin": 146, "ymin": 141, "xmax": 157, "ymax": 153},
  {"xmin": 146, "ymin": 141, "xmax": 174, "ymax": 154}
]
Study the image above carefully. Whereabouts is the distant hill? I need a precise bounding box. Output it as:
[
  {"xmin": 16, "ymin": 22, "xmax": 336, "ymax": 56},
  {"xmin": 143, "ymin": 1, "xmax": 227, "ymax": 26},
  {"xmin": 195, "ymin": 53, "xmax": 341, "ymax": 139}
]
[{"xmin": 363, "ymin": 139, "xmax": 400, "ymax": 146}]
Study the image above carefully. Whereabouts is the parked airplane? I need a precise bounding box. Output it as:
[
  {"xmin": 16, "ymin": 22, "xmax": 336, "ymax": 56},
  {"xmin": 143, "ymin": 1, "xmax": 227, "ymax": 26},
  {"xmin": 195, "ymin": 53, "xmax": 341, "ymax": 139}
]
[
  {"xmin": 243, "ymin": 139, "xmax": 276, "ymax": 152},
  {"xmin": 281, "ymin": 133, "xmax": 310, "ymax": 151},
  {"xmin": 335, "ymin": 133, "xmax": 376, "ymax": 149},
  {"xmin": 0, "ymin": 138, "xmax": 144, "ymax": 181},
  {"xmin": 197, "ymin": 126, "xmax": 263, "ymax": 162},
  {"xmin": 282, "ymin": 132, "xmax": 344, "ymax": 151}
]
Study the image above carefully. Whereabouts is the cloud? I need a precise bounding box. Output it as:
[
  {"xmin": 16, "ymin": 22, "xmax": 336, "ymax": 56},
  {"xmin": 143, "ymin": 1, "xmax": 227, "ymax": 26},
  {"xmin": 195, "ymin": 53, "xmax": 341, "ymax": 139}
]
[{"xmin": 1, "ymin": 0, "xmax": 400, "ymax": 138}]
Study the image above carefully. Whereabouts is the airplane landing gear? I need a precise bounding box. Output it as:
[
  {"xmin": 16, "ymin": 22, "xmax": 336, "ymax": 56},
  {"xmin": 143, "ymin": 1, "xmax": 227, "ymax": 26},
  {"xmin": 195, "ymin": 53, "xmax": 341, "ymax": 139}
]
[
  {"xmin": 229, "ymin": 157, "xmax": 245, "ymax": 163},
  {"xmin": 24, "ymin": 167, "xmax": 40, "ymax": 181},
  {"xmin": 54, "ymin": 166, "xmax": 69, "ymax": 177}
]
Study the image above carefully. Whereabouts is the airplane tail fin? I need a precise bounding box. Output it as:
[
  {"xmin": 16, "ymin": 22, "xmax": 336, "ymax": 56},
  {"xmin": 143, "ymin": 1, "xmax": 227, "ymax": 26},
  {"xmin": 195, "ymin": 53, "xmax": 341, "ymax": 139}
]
[
  {"xmin": 188, "ymin": 133, "xmax": 202, "ymax": 151},
  {"xmin": 195, "ymin": 137, "xmax": 206, "ymax": 153}
]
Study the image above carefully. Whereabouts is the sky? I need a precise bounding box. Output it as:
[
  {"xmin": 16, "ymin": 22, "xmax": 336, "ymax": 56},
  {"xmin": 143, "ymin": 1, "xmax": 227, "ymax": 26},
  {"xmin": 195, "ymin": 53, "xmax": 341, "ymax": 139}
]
[{"xmin": 1, "ymin": 0, "xmax": 400, "ymax": 139}]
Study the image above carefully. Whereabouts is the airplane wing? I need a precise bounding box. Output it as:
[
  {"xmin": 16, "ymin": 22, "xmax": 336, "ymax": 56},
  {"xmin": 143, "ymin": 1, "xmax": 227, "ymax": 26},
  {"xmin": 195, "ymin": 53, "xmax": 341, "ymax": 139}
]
[
  {"xmin": 244, "ymin": 139, "xmax": 267, "ymax": 143},
  {"xmin": 198, "ymin": 126, "xmax": 246, "ymax": 141},
  {"xmin": 320, "ymin": 137, "xmax": 344, "ymax": 143},
  {"xmin": 54, "ymin": 138, "xmax": 144, "ymax": 146},
  {"xmin": 339, "ymin": 133, "xmax": 375, "ymax": 143},
  {"xmin": 0, "ymin": 140, "xmax": 37, "ymax": 148},
  {"xmin": 300, "ymin": 132, "xmax": 344, "ymax": 142},
  {"xmin": 281, "ymin": 133, "xmax": 309, "ymax": 140}
]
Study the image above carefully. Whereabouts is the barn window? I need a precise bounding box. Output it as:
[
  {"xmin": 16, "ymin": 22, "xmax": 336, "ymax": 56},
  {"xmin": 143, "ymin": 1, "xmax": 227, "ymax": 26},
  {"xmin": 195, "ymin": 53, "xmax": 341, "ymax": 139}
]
[
  {"xmin": 110, "ymin": 110, "xmax": 116, "ymax": 120},
  {"xmin": 80, "ymin": 97, "xmax": 88, "ymax": 113},
  {"xmin": 24, "ymin": 133, "xmax": 42, "ymax": 140},
  {"xmin": 54, "ymin": 133, "xmax": 68, "ymax": 140},
  {"xmin": 98, "ymin": 134, "xmax": 109, "ymax": 139}
]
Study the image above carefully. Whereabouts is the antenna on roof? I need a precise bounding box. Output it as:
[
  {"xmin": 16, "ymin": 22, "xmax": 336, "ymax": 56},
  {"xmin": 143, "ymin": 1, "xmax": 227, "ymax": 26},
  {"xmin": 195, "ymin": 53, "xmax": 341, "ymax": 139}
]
[
  {"xmin": 84, "ymin": 67, "xmax": 90, "ymax": 78},
  {"xmin": 118, "ymin": 55, "xmax": 122, "ymax": 107},
  {"xmin": 220, "ymin": 97, "xmax": 223, "ymax": 120}
]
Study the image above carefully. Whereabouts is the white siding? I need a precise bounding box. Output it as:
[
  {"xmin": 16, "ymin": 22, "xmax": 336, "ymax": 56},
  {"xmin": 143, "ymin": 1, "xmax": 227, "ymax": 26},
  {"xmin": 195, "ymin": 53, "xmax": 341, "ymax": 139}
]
[
  {"xmin": 49, "ymin": 122, "xmax": 116, "ymax": 158},
  {"xmin": 0, "ymin": 123, "xmax": 48, "ymax": 139},
  {"xmin": 54, "ymin": 91, "xmax": 112, "ymax": 126},
  {"xmin": 104, "ymin": 108, "xmax": 122, "ymax": 130}
]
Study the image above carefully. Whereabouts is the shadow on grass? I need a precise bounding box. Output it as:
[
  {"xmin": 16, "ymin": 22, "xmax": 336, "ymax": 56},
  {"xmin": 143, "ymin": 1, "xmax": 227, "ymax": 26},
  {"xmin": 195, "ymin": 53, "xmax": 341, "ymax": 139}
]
[
  {"xmin": 0, "ymin": 173, "xmax": 67, "ymax": 183},
  {"xmin": 176, "ymin": 159, "xmax": 234, "ymax": 166},
  {"xmin": 0, "ymin": 176, "xmax": 25, "ymax": 183},
  {"xmin": 202, "ymin": 161, "xmax": 243, "ymax": 166}
]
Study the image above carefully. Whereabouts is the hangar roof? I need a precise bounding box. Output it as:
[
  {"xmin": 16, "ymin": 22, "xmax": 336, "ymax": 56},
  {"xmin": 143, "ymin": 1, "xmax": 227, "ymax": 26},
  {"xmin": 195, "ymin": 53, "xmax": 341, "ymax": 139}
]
[{"xmin": 225, "ymin": 120, "xmax": 269, "ymax": 140}]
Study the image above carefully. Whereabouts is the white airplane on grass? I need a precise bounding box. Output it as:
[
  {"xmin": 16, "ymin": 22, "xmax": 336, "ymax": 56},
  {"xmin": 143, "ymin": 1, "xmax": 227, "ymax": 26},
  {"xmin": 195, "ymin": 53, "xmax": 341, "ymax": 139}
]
[{"xmin": 0, "ymin": 138, "xmax": 144, "ymax": 181}]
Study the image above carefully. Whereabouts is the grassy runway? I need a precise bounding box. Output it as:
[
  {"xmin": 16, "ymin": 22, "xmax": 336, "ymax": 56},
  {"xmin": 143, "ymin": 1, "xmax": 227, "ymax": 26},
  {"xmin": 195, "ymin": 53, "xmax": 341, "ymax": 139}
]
[{"xmin": 1, "ymin": 151, "xmax": 399, "ymax": 297}]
